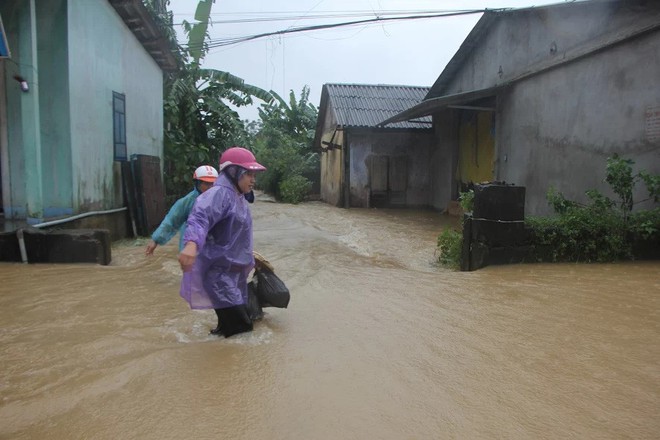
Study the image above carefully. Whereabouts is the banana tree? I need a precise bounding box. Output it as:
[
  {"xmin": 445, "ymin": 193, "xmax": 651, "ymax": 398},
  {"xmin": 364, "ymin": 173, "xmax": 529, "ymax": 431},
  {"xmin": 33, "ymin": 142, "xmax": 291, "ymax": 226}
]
[
  {"xmin": 160, "ymin": 0, "xmax": 274, "ymax": 200},
  {"xmin": 252, "ymin": 86, "xmax": 320, "ymax": 201},
  {"xmin": 258, "ymin": 87, "xmax": 319, "ymax": 144}
]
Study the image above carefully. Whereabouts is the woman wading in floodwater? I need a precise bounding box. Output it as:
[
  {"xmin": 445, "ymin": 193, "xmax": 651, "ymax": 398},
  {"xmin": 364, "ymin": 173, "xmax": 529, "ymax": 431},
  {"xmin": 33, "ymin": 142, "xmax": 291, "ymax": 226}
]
[{"xmin": 178, "ymin": 147, "xmax": 266, "ymax": 338}]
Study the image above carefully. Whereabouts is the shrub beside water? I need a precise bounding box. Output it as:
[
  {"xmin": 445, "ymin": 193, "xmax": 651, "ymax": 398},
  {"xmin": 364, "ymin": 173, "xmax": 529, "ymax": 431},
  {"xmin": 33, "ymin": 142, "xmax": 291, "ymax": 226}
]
[
  {"xmin": 435, "ymin": 155, "xmax": 659, "ymax": 269},
  {"xmin": 459, "ymin": 189, "xmax": 474, "ymax": 213},
  {"xmin": 526, "ymin": 208, "xmax": 628, "ymax": 262},
  {"xmin": 436, "ymin": 189, "xmax": 471, "ymax": 269},
  {"xmin": 437, "ymin": 228, "xmax": 462, "ymax": 269},
  {"xmin": 527, "ymin": 155, "xmax": 659, "ymax": 262},
  {"xmin": 279, "ymin": 174, "xmax": 312, "ymax": 204}
]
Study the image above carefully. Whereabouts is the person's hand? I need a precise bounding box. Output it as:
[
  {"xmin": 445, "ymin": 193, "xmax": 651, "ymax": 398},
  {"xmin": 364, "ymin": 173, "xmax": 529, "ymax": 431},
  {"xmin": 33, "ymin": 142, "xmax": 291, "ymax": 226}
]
[
  {"xmin": 145, "ymin": 240, "xmax": 158, "ymax": 256},
  {"xmin": 253, "ymin": 251, "xmax": 274, "ymax": 272},
  {"xmin": 178, "ymin": 242, "xmax": 198, "ymax": 272}
]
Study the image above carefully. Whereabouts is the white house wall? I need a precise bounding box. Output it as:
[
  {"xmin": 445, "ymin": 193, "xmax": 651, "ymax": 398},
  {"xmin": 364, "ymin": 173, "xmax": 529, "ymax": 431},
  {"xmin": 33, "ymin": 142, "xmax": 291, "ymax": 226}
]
[{"xmin": 68, "ymin": 0, "xmax": 163, "ymax": 211}]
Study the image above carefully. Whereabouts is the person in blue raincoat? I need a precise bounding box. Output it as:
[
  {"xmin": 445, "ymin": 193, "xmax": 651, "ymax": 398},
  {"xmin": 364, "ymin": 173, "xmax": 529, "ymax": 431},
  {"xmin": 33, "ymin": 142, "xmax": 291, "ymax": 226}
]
[
  {"xmin": 178, "ymin": 147, "xmax": 266, "ymax": 338},
  {"xmin": 145, "ymin": 165, "xmax": 218, "ymax": 255}
]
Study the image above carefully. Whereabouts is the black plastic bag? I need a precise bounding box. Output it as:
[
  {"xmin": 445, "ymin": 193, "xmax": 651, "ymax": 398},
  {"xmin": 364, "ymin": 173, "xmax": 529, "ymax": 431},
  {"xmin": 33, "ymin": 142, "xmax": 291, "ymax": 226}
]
[
  {"xmin": 247, "ymin": 280, "xmax": 264, "ymax": 321},
  {"xmin": 254, "ymin": 268, "xmax": 290, "ymax": 308}
]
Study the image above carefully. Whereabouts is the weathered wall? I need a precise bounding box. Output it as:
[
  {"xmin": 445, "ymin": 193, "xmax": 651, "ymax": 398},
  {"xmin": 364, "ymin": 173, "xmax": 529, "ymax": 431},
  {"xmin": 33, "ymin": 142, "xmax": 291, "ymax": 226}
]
[
  {"xmin": 319, "ymin": 105, "xmax": 343, "ymax": 207},
  {"xmin": 68, "ymin": 0, "xmax": 164, "ymax": 211},
  {"xmin": 429, "ymin": 109, "xmax": 459, "ymax": 211},
  {"xmin": 0, "ymin": 0, "xmax": 69, "ymax": 221},
  {"xmin": 1, "ymin": 0, "xmax": 165, "ymax": 221},
  {"xmin": 0, "ymin": 64, "xmax": 7, "ymax": 217},
  {"xmin": 321, "ymin": 146, "xmax": 343, "ymax": 207},
  {"xmin": 443, "ymin": 3, "xmax": 647, "ymax": 95},
  {"xmin": 348, "ymin": 130, "xmax": 435, "ymax": 208},
  {"xmin": 0, "ymin": 0, "xmax": 33, "ymax": 219},
  {"xmin": 438, "ymin": 3, "xmax": 660, "ymax": 216},
  {"xmin": 497, "ymin": 29, "xmax": 660, "ymax": 216},
  {"xmin": 37, "ymin": 0, "xmax": 73, "ymax": 218}
]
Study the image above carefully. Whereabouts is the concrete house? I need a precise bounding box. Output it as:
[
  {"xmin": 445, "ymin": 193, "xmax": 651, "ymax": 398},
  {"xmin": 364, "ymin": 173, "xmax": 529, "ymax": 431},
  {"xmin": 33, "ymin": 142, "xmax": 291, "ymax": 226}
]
[
  {"xmin": 0, "ymin": 0, "xmax": 176, "ymax": 228},
  {"xmin": 315, "ymin": 83, "xmax": 434, "ymax": 208},
  {"xmin": 382, "ymin": 0, "xmax": 660, "ymax": 216}
]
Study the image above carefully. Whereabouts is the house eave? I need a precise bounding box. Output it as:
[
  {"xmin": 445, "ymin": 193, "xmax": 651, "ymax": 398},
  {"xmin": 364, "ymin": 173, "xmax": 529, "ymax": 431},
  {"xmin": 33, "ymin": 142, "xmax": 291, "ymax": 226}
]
[
  {"xmin": 108, "ymin": 0, "xmax": 178, "ymax": 72},
  {"xmin": 379, "ymin": 86, "xmax": 503, "ymax": 126},
  {"xmin": 383, "ymin": 8, "xmax": 660, "ymax": 127}
]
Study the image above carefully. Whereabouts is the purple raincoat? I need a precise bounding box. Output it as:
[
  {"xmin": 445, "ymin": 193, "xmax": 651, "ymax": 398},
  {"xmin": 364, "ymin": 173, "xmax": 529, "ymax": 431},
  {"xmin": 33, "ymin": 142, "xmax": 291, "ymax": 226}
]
[{"xmin": 179, "ymin": 173, "xmax": 254, "ymax": 310}]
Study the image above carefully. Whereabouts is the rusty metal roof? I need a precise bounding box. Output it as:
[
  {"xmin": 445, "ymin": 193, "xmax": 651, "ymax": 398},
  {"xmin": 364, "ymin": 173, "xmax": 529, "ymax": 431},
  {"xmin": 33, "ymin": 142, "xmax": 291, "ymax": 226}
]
[{"xmin": 324, "ymin": 83, "xmax": 432, "ymax": 129}]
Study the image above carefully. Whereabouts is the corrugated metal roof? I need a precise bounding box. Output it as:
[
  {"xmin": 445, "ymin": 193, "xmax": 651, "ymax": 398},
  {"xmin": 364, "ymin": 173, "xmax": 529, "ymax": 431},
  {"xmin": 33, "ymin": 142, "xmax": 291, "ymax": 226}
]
[{"xmin": 325, "ymin": 83, "xmax": 432, "ymax": 129}]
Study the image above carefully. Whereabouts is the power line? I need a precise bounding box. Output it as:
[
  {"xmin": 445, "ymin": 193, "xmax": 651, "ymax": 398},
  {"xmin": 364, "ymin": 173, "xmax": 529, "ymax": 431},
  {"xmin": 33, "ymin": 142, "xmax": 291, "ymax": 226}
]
[
  {"xmin": 180, "ymin": 9, "xmax": 469, "ymax": 14},
  {"xmin": 181, "ymin": 9, "xmax": 492, "ymax": 50},
  {"xmin": 171, "ymin": 9, "xmax": 482, "ymax": 26}
]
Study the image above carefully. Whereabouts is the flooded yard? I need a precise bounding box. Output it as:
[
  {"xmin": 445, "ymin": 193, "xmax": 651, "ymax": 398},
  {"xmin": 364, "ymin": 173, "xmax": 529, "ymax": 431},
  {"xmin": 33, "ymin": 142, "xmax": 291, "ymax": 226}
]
[{"xmin": 0, "ymin": 199, "xmax": 658, "ymax": 439}]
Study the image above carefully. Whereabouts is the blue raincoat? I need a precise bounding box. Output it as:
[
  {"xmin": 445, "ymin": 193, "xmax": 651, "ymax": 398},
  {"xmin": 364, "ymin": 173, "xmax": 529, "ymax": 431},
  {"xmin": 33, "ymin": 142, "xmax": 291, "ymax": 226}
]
[
  {"xmin": 179, "ymin": 173, "xmax": 254, "ymax": 310},
  {"xmin": 151, "ymin": 189, "xmax": 200, "ymax": 251}
]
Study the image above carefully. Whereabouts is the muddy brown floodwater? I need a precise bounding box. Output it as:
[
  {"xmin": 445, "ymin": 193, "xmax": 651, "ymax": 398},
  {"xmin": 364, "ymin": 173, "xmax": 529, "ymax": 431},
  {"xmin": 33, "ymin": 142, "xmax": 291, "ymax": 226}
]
[{"xmin": 1, "ymin": 199, "xmax": 659, "ymax": 439}]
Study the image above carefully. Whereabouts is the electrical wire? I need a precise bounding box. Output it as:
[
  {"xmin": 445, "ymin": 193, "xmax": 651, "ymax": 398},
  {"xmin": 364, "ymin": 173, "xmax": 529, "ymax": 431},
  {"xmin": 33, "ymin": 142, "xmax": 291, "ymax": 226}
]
[
  {"xmin": 172, "ymin": 9, "xmax": 482, "ymax": 24},
  {"xmin": 182, "ymin": 9, "xmax": 492, "ymax": 50}
]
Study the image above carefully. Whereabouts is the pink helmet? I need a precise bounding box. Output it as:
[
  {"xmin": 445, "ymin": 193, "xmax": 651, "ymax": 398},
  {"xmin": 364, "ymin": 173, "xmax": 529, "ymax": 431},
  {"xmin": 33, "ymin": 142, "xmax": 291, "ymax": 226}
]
[{"xmin": 219, "ymin": 147, "xmax": 266, "ymax": 172}]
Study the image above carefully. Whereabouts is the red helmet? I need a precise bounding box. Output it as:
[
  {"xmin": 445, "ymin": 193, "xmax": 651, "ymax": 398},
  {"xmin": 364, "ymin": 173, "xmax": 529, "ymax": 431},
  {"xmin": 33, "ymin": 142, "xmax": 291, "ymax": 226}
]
[{"xmin": 219, "ymin": 147, "xmax": 266, "ymax": 172}]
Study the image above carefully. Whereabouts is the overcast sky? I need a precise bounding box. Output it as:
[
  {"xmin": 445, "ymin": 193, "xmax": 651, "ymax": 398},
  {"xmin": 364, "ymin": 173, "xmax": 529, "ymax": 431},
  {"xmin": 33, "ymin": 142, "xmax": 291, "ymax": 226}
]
[{"xmin": 168, "ymin": 0, "xmax": 564, "ymax": 121}]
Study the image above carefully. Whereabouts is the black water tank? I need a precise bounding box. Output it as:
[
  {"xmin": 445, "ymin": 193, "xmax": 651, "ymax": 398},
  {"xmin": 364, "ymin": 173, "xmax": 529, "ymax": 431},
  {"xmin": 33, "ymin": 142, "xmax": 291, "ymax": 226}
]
[{"xmin": 472, "ymin": 183, "xmax": 525, "ymax": 221}]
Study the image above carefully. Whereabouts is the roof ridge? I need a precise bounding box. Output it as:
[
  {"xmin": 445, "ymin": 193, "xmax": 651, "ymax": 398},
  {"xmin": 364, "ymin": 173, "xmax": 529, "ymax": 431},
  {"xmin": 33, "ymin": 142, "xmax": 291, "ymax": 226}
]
[{"xmin": 326, "ymin": 83, "xmax": 430, "ymax": 89}]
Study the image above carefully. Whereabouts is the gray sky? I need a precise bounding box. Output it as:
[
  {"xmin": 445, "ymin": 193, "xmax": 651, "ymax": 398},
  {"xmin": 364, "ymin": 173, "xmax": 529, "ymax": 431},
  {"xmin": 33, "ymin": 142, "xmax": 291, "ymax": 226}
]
[{"xmin": 168, "ymin": 0, "xmax": 563, "ymax": 121}]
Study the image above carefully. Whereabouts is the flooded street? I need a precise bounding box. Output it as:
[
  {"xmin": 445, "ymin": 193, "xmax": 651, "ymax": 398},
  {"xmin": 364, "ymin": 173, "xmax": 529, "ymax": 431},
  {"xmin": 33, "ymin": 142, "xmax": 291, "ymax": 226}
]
[{"xmin": 1, "ymin": 199, "xmax": 659, "ymax": 439}]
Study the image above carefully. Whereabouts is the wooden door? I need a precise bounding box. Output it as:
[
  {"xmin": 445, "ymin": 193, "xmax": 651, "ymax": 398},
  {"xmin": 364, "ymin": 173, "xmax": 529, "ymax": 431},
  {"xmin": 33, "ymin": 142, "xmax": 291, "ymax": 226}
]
[
  {"xmin": 458, "ymin": 110, "xmax": 495, "ymax": 185},
  {"xmin": 388, "ymin": 156, "xmax": 408, "ymax": 205},
  {"xmin": 369, "ymin": 155, "xmax": 408, "ymax": 207}
]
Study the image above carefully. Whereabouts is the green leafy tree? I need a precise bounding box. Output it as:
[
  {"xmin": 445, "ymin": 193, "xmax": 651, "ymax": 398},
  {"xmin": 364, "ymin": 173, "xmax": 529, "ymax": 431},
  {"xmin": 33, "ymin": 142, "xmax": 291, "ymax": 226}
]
[
  {"xmin": 252, "ymin": 87, "xmax": 319, "ymax": 203},
  {"xmin": 164, "ymin": 66, "xmax": 272, "ymax": 199},
  {"xmin": 157, "ymin": 0, "xmax": 273, "ymax": 201}
]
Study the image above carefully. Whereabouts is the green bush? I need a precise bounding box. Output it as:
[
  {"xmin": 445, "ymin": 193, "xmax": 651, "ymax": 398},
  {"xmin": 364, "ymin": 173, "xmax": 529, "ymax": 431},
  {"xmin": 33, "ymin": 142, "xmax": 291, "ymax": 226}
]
[
  {"xmin": 459, "ymin": 189, "xmax": 474, "ymax": 213},
  {"xmin": 437, "ymin": 228, "xmax": 463, "ymax": 269},
  {"xmin": 628, "ymin": 207, "xmax": 660, "ymax": 240},
  {"xmin": 526, "ymin": 207, "xmax": 629, "ymax": 262},
  {"xmin": 527, "ymin": 155, "xmax": 659, "ymax": 262},
  {"xmin": 279, "ymin": 174, "xmax": 312, "ymax": 204}
]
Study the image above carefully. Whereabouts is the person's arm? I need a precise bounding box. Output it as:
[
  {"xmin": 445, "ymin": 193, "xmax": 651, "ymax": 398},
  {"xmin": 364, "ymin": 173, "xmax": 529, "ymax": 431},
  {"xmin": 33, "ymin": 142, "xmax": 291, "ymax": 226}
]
[
  {"xmin": 178, "ymin": 241, "xmax": 198, "ymax": 271},
  {"xmin": 147, "ymin": 192, "xmax": 195, "ymax": 255},
  {"xmin": 178, "ymin": 189, "xmax": 230, "ymax": 271},
  {"xmin": 145, "ymin": 240, "xmax": 158, "ymax": 256}
]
